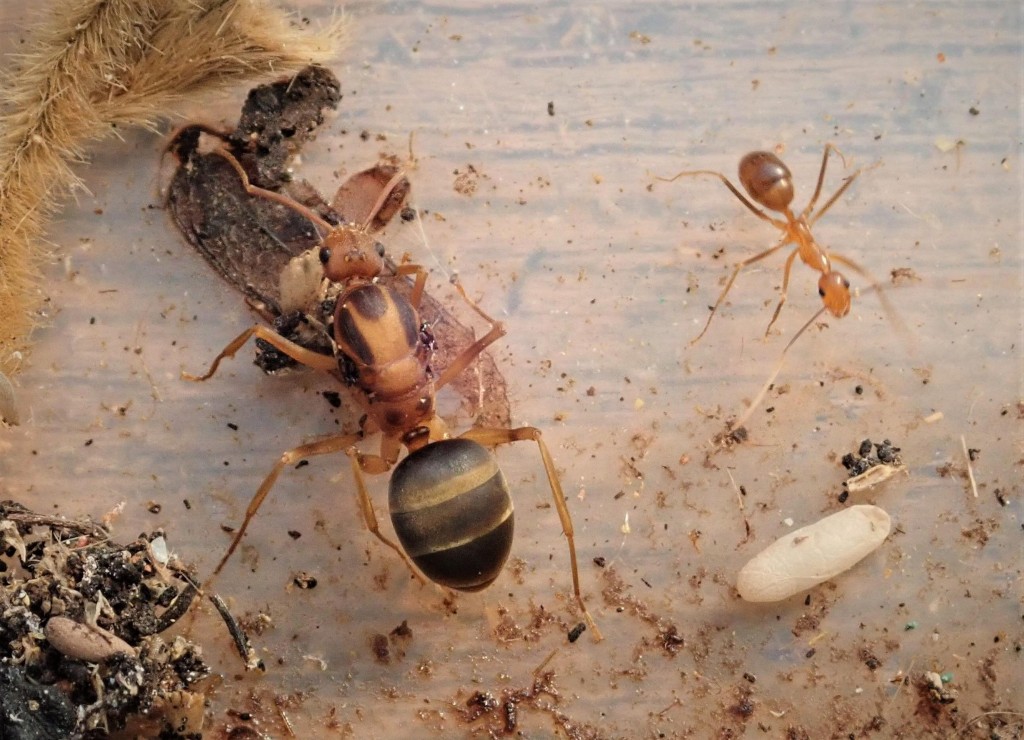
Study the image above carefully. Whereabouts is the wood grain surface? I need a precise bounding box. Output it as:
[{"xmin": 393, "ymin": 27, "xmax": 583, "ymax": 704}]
[{"xmin": 1, "ymin": 2, "xmax": 1020, "ymax": 736}]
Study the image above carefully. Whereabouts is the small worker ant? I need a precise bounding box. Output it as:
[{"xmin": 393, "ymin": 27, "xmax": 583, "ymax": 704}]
[
  {"xmin": 658, "ymin": 144, "xmax": 881, "ymax": 344},
  {"xmin": 183, "ymin": 149, "xmax": 601, "ymax": 640}
]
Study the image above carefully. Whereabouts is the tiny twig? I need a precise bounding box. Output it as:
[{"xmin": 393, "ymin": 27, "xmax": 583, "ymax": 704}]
[
  {"xmin": 209, "ymin": 593, "xmax": 264, "ymax": 671},
  {"xmin": 960, "ymin": 434, "xmax": 978, "ymax": 497},
  {"xmin": 0, "ymin": 502, "xmax": 109, "ymax": 540},
  {"xmin": 958, "ymin": 711, "xmax": 1024, "ymax": 737}
]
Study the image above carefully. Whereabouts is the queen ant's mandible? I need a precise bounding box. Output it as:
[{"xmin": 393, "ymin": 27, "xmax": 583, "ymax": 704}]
[
  {"xmin": 182, "ymin": 148, "xmax": 602, "ymax": 640},
  {"xmin": 658, "ymin": 143, "xmax": 879, "ymax": 344}
]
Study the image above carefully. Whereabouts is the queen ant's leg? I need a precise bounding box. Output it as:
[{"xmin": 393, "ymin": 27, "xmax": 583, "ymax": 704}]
[
  {"xmin": 656, "ymin": 170, "xmax": 788, "ymax": 230},
  {"xmin": 330, "ymin": 166, "xmax": 411, "ymax": 232},
  {"xmin": 385, "ymin": 262, "xmax": 483, "ymax": 327},
  {"xmin": 432, "ymin": 322, "xmax": 507, "ymax": 392},
  {"xmin": 209, "ymin": 148, "xmax": 335, "ymax": 236},
  {"xmin": 459, "ymin": 426, "xmax": 603, "ymax": 642},
  {"xmin": 384, "ymin": 262, "xmax": 504, "ymax": 412},
  {"xmin": 431, "ymin": 279, "xmax": 507, "ymax": 392},
  {"xmin": 690, "ymin": 235, "xmax": 791, "ymax": 345},
  {"xmin": 182, "ymin": 324, "xmax": 338, "ymax": 382},
  {"xmin": 207, "ymin": 432, "xmax": 362, "ymax": 582},
  {"xmin": 448, "ymin": 275, "xmax": 504, "ymax": 327},
  {"xmin": 389, "ymin": 262, "xmax": 429, "ymax": 309},
  {"xmin": 346, "ymin": 442, "xmax": 429, "ymax": 587},
  {"xmin": 763, "ymin": 247, "xmax": 801, "ymax": 337},
  {"xmin": 392, "ymin": 260, "xmax": 507, "ymax": 329}
]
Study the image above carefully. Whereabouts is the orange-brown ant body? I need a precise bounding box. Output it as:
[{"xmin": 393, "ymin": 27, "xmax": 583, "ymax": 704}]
[
  {"xmin": 184, "ymin": 150, "xmax": 601, "ymax": 639},
  {"xmin": 660, "ymin": 143, "xmax": 876, "ymax": 343}
]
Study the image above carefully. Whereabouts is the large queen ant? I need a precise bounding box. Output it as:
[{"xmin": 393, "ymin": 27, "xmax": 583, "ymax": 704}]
[{"xmin": 183, "ymin": 149, "xmax": 601, "ymax": 640}]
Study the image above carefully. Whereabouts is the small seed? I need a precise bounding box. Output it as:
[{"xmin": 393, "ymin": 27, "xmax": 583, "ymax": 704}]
[{"xmin": 45, "ymin": 616, "xmax": 135, "ymax": 662}]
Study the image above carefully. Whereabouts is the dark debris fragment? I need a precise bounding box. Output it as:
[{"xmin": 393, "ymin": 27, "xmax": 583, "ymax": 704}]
[
  {"xmin": 713, "ymin": 424, "xmax": 749, "ymax": 449},
  {"xmin": 455, "ymin": 657, "xmax": 596, "ymax": 737},
  {"xmin": 0, "ymin": 500, "xmax": 209, "ymax": 737},
  {"xmin": 841, "ymin": 438, "xmax": 903, "ymax": 478},
  {"xmin": 0, "ymin": 664, "xmax": 77, "ymax": 740},
  {"xmin": 840, "ymin": 436, "xmax": 907, "ymax": 495}
]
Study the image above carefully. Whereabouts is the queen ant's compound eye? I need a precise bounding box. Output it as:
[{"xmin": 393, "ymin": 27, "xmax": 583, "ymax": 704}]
[{"xmin": 319, "ymin": 246, "xmax": 332, "ymax": 265}]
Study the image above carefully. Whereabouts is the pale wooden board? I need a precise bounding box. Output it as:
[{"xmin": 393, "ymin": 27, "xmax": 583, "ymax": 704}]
[{"xmin": 1, "ymin": 1, "xmax": 1020, "ymax": 736}]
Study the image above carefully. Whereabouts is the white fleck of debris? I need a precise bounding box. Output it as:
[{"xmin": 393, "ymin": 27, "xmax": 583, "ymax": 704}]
[{"xmin": 149, "ymin": 536, "xmax": 169, "ymax": 564}]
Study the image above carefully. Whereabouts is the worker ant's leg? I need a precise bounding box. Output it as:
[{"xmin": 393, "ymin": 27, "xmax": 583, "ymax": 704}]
[
  {"xmin": 459, "ymin": 426, "xmax": 603, "ymax": 642},
  {"xmin": 182, "ymin": 324, "xmax": 338, "ymax": 382},
  {"xmin": 763, "ymin": 246, "xmax": 801, "ymax": 337},
  {"xmin": 656, "ymin": 169, "xmax": 788, "ymax": 230},
  {"xmin": 207, "ymin": 432, "xmax": 362, "ymax": 583},
  {"xmin": 829, "ymin": 253, "xmax": 907, "ymax": 337},
  {"xmin": 691, "ymin": 235, "xmax": 792, "ymax": 345},
  {"xmin": 828, "ymin": 251, "xmax": 877, "ymax": 286},
  {"xmin": 802, "ymin": 143, "xmax": 849, "ymax": 217},
  {"xmin": 805, "ymin": 145, "xmax": 880, "ymax": 225}
]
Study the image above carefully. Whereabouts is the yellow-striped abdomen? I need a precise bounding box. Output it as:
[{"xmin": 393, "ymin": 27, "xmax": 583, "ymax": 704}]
[{"xmin": 389, "ymin": 438, "xmax": 514, "ymax": 591}]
